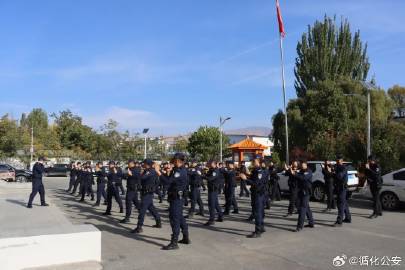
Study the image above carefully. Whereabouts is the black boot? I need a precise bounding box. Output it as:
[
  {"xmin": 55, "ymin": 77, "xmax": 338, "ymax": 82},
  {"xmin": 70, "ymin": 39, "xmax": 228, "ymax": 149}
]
[
  {"xmin": 162, "ymin": 236, "xmax": 179, "ymax": 250},
  {"xmin": 120, "ymin": 217, "xmax": 130, "ymax": 224},
  {"xmin": 247, "ymin": 231, "xmax": 261, "ymax": 238},
  {"xmin": 178, "ymin": 234, "xmax": 191, "ymax": 245},
  {"xmin": 120, "ymin": 208, "xmax": 124, "ymax": 213},
  {"xmin": 204, "ymin": 220, "xmax": 215, "ymax": 226},
  {"xmin": 232, "ymin": 209, "xmax": 239, "ymax": 214},
  {"xmin": 153, "ymin": 219, "xmax": 162, "ymax": 228},
  {"xmin": 131, "ymin": 226, "xmax": 143, "ymax": 234}
]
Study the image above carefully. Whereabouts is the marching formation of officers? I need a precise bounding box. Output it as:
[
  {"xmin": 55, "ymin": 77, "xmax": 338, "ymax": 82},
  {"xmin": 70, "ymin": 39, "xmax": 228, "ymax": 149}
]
[{"xmin": 28, "ymin": 152, "xmax": 384, "ymax": 250}]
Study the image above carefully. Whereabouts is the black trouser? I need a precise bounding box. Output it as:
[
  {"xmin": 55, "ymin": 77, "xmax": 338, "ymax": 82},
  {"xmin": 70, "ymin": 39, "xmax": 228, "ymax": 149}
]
[
  {"xmin": 189, "ymin": 186, "xmax": 204, "ymax": 214},
  {"xmin": 28, "ymin": 179, "xmax": 45, "ymax": 206},
  {"xmin": 67, "ymin": 176, "xmax": 75, "ymax": 192},
  {"xmin": 297, "ymin": 193, "xmax": 314, "ymax": 229},
  {"xmin": 106, "ymin": 184, "xmax": 123, "ymax": 213},
  {"xmin": 125, "ymin": 189, "xmax": 140, "ymax": 218},
  {"xmin": 336, "ymin": 189, "xmax": 351, "ymax": 223},
  {"xmin": 71, "ymin": 178, "xmax": 81, "ymax": 194},
  {"xmin": 80, "ymin": 180, "xmax": 94, "ymax": 201},
  {"xmin": 288, "ymin": 186, "xmax": 298, "ymax": 214},
  {"xmin": 239, "ymin": 180, "xmax": 250, "ymax": 197},
  {"xmin": 96, "ymin": 183, "xmax": 106, "ymax": 204},
  {"xmin": 271, "ymin": 182, "xmax": 281, "ymax": 201},
  {"xmin": 371, "ymin": 186, "xmax": 382, "ymax": 215},
  {"xmin": 116, "ymin": 182, "xmax": 125, "ymax": 195},
  {"xmin": 324, "ymin": 180, "xmax": 335, "ymax": 209},
  {"xmin": 224, "ymin": 187, "xmax": 238, "ymax": 212}
]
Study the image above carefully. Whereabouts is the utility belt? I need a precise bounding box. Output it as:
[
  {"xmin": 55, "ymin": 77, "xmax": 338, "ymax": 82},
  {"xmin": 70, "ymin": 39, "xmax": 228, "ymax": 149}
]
[
  {"xmin": 208, "ymin": 184, "xmax": 219, "ymax": 192},
  {"xmin": 191, "ymin": 183, "xmax": 201, "ymax": 189},
  {"xmin": 141, "ymin": 186, "xmax": 155, "ymax": 195},
  {"xmin": 168, "ymin": 190, "xmax": 185, "ymax": 201}
]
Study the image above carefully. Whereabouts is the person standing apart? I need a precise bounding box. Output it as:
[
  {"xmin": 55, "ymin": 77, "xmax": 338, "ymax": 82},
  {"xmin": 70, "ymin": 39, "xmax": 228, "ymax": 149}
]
[
  {"xmin": 295, "ymin": 160, "xmax": 315, "ymax": 232},
  {"xmin": 27, "ymin": 157, "xmax": 49, "ymax": 208},
  {"xmin": 322, "ymin": 160, "xmax": 335, "ymax": 212},
  {"xmin": 365, "ymin": 155, "xmax": 383, "ymax": 219},
  {"xmin": 333, "ymin": 155, "xmax": 351, "ymax": 227}
]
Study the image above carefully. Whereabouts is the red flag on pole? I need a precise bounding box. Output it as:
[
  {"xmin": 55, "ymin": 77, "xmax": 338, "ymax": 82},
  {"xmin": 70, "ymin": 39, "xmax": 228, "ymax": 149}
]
[{"xmin": 276, "ymin": 0, "xmax": 285, "ymax": 38}]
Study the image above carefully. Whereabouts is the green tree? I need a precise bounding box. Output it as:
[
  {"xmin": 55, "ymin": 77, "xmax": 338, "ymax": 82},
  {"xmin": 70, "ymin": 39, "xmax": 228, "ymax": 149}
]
[
  {"xmin": 294, "ymin": 15, "xmax": 370, "ymax": 98},
  {"xmin": 187, "ymin": 126, "xmax": 230, "ymax": 161},
  {"xmin": 0, "ymin": 115, "xmax": 20, "ymax": 157},
  {"xmin": 172, "ymin": 137, "xmax": 189, "ymax": 153},
  {"xmin": 388, "ymin": 85, "xmax": 405, "ymax": 117}
]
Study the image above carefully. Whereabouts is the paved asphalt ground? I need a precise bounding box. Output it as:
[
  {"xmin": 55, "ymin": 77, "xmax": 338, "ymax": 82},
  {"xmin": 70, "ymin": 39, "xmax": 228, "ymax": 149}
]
[{"xmin": 42, "ymin": 177, "xmax": 405, "ymax": 270}]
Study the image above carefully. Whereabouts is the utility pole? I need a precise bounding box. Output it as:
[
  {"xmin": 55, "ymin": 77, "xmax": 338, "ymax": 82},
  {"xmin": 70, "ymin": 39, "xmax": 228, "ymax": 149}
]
[
  {"xmin": 219, "ymin": 116, "xmax": 231, "ymax": 162},
  {"xmin": 30, "ymin": 126, "xmax": 34, "ymax": 164},
  {"xmin": 143, "ymin": 128, "xmax": 149, "ymax": 159}
]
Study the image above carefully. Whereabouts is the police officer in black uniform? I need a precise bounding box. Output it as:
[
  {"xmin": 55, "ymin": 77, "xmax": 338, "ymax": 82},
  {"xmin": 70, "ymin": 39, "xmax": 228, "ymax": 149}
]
[
  {"xmin": 121, "ymin": 160, "xmax": 141, "ymax": 223},
  {"xmin": 269, "ymin": 161, "xmax": 281, "ymax": 201},
  {"xmin": 295, "ymin": 160, "xmax": 315, "ymax": 232},
  {"xmin": 80, "ymin": 162, "xmax": 94, "ymax": 202},
  {"xmin": 239, "ymin": 161, "xmax": 250, "ymax": 197},
  {"xmin": 157, "ymin": 153, "xmax": 190, "ymax": 250},
  {"xmin": 27, "ymin": 157, "xmax": 49, "ymax": 208},
  {"xmin": 333, "ymin": 155, "xmax": 351, "ymax": 226},
  {"xmin": 204, "ymin": 160, "xmax": 224, "ymax": 226},
  {"xmin": 365, "ymin": 155, "xmax": 383, "ymax": 219},
  {"xmin": 240, "ymin": 156, "xmax": 269, "ymax": 238},
  {"xmin": 322, "ymin": 160, "xmax": 335, "ymax": 212},
  {"xmin": 131, "ymin": 159, "xmax": 162, "ymax": 234},
  {"xmin": 115, "ymin": 162, "xmax": 126, "ymax": 196},
  {"xmin": 284, "ymin": 160, "xmax": 299, "ymax": 217},
  {"xmin": 103, "ymin": 161, "xmax": 124, "ymax": 215},
  {"xmin": 67, "ymin": 161, "xmax": 76, "ymax": 192},
  {"xmin": 223, "ymin": 161, "xmax": 239, "ymax": 215},
  {"xmin": 94, "ymin": 162, "xmax": 107, "ymax": 206},
  {"xmin": 187, "ymin": 160, "xmax": 204, "ymax": 218},
  {"xmin": 71, "ymin": 162, "xmax": 82, "ymax": 195}
]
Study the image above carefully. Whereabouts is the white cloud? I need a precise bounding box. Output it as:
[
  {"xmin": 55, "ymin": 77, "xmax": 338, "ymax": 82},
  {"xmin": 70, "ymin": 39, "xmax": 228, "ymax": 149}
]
[{"xmin": 83, "ymin": 106, "xmax": 174, "ymax": 132}]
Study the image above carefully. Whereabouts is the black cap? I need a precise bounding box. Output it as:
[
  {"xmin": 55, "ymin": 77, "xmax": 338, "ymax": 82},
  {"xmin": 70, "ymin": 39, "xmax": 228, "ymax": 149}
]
[
  {"xmin": 143, "ymin": 159, "xmax": 154, "ymax": 166},
  {"xmin": 38, "ymin": 156, "xmax": 46, "ymax": 161},
  {"xmin": 128, "ymin": 159, "xmax": 135, "ymax": 164},
  {"xmin": 173, "ymin": 153, "xmax": 185, "ymax": 161},
  {"xmin": 336, "ymin": 154, "xmax": 344, "ymax": 160},
  {"xmin": 226, "ymin": 160, "xmax": 234, "ymax": 165},
  {"xmin": 108, "ymin": 160, "xmax": 115, "ymax": 165}
]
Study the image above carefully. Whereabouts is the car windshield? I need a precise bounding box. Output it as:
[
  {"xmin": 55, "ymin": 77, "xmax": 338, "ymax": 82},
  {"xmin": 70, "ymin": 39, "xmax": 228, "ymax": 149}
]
[{"xmin": 54, "ymin": 164, "xmax": 66, "ymax": 168}]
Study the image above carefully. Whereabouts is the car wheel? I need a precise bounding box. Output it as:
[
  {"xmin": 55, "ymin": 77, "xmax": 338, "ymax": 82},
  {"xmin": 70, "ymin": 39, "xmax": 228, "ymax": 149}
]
[
  {"xmin": 312, "ymin": 183, "xmax": 325, "ymax": 202},
  {"xmin": 380, "ymin": 192, "xmax": 399, "ymax": 211},
  {"xmin": 16, "ymin": 175, "xmax": 28, "ymax": 183}
]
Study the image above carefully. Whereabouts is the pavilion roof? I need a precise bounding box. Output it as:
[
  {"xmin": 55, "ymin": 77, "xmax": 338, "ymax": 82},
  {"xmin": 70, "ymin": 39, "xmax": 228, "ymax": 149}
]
[{"xmin": 229, "ymin": 137, "xmax": 267, "ymax": 150}]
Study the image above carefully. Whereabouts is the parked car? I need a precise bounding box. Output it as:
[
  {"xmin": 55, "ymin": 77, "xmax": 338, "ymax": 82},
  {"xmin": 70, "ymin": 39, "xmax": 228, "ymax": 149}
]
[
  {"xmin": 0, "ymin": 164, "xmax": 32, "ymax": 182},
  {"xmin": 360, "ymin": 168, "xmax": 405, "ymax": 210},
  {"xmin": 278, "ymin": 161, "xmax": 359, "ymax": 201},
  {"xmin": 45, "ymin": 164, "xmax": 69, "ymax": 177}
]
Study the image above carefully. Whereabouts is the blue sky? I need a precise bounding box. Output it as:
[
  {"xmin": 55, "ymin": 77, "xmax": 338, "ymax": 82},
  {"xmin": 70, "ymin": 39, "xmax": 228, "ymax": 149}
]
[{"xmin": 0, "ymin": 0, "xmax": 404, "ymax": 135}]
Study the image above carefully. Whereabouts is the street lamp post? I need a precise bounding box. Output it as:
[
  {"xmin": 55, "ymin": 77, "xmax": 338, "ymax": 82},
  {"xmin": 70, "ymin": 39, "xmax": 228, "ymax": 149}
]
[
  {"xmin": 219, "ymin": 116, "xmax": 231, "ymax": 162},
  {"xmin": 143, "ymin": 128, "xmax": 149, "ymax": 159},
  {"xmin": 30, "ymin": 126, "xmax": 34, "ymax": 164},
  {"xmin": 345, "ymin": 81, "xmax": 374, "ymax": 159}
]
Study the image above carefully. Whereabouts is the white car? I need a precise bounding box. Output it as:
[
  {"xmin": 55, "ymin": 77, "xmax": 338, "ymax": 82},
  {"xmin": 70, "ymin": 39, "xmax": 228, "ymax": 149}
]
[
  {"xmin": 278, "ymin": 161, "xmax": 359, "ymax": 201},
  {"xmin": 360, "ymin": 168, "xmax": 405, "ymax": 210}
]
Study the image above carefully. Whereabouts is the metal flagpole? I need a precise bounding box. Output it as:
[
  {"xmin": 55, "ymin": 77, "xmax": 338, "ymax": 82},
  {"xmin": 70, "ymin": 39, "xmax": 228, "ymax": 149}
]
[{"xmin": 279, "ymin": 35, "xmax": 289, "ymax": 164}]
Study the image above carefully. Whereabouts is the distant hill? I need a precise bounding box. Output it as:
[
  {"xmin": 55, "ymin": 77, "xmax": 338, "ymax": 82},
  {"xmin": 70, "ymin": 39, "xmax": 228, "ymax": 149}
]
[{"xmin": 225, "ymin": 126, "xmax": 272, "ymax": 137}]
